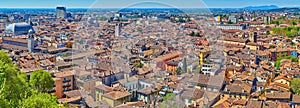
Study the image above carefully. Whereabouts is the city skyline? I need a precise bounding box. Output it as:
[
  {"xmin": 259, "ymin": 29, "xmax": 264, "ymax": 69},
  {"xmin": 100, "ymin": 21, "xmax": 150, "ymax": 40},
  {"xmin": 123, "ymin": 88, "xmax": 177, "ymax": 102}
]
[{"xmin": 0, "ymin": 0, "xmax": 300, "ymax": 8}]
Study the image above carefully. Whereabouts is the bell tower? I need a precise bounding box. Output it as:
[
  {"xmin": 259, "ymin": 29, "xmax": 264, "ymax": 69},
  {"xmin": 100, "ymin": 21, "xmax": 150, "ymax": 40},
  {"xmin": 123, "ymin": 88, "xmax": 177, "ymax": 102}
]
[
  {"xmin": 115, "ymin": 23, "xmax": 121, "ymax": 37},
  {"xmin": 28, "ymin": 29, "xmax": 35, "ymax": 52}
]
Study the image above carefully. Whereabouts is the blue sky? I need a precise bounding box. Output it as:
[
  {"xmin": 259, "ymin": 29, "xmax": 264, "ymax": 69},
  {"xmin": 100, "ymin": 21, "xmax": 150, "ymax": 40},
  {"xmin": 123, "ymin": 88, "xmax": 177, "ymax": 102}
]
[{"xmin": 0, "ymin": 0, "xmax": 299, "ymax": 8}]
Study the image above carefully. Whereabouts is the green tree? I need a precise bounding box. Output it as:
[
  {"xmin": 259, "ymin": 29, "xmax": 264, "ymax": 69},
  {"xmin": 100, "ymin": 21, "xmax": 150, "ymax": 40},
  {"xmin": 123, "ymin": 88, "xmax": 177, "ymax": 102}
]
[
  {"xmin": 133, "ymin": 62, "xmax": 143, "ymax": 68},
  {"xmin": 176, "ymin": 67, "xmax": 182, "ymax": 75},
  {"xmin": 0, "ymin": 50, "xmax": 31, "ymax": 107},
  {"xmin": 266, "ymin": 31, "xmax": 270, "ymax": 35},
  {"xmin": 0, "ymin": 50, "xmax": 13, "ymax": 63},
  {"xmin": 269, "ymin": 45, "xmax": 276, "ymax": 49},
  {"xmin": 291, "ymin": 78, "xmax": 300, "ymax": 94},
  {"xmin": 161, "ymin": 93, "xmax": 179, "ymax": 108},
  {"xmin": 291, "ymin": 42, "xmax": 296, "ymax": 46},
  {"xmin": 272, "ymin": 26, "xmax": 300, "ymax": 37},
  {"xmin": 21, "ymin": 93, "xmax": 59, "ymax": 108},
  {"xmin": 279, "ymin": 16, "xmax": 285, "ymax": 20},
  {"xmin": 190, "ymin": 31, "xmax": 195, "ymax": 36},
  {"xmin": 275, "ymin": 56, "xmax": 299, "ymax": 69},
  {"xmin": 0, "ymin": 50, "xmax": 59, "ymax": 107},
  {"xmin": 195, "ymin": 32, "xmax": 200, "ymax": 37},
  {"xmin": 186, "ymin": 18, "xmax": 191, "ymax": 22},
  {"xmin": 29, "ymin": 70, "xmax": 54, "ymax": 93},
  {"xmin": 0, "ymin": 73, "xmax": 10, "ymax": 107},
  {"xmin": 272, "ymin": 20, "xmax": 280, "ymax": 25},
  {"xmin": 286, "ymin": 31, "xmax": 297, "ymax": 38},
  {"xmin": 30, "ymin": 21, "xmax": 34, "ymax": 26},
  {"xmin": 178, "ymin": 18, "xmax": 185, "ymax": 23}
]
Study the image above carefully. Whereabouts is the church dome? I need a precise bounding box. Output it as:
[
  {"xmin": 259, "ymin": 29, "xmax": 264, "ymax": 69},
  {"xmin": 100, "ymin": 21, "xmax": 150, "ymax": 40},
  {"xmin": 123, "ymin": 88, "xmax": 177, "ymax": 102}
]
[{"xmin": 5, "ymin": 22, "xmax": 34, "ymax": 36}]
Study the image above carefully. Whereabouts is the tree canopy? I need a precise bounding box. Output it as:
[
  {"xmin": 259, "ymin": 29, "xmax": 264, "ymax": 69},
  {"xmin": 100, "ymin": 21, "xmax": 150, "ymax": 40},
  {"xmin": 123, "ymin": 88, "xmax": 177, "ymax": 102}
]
[
  {"xmin": 161, "ymin": 93, "xmax": 180, "ymax": 108},
  {"xmin": 29, "ymin": 70, "xmax": 55, "ymax": 93},
  {"xmin": 275, "ymin": 56, "xmax": 299, "ymax": 69},
  {"xmin": 291, "ymin": 78, "xmax": 300, "ymax": 94},
  {"xmin": 176, "ymin": 67, "xmax": 182, "ymax": 75},
  {"xmin": 271, "ymin": 18, "xmax": 300, "ymax": 25},
  {"xmin": 21, "ymin": 93, "xmax": 59, "ymax": 108},
  {"xmin": 0, "ymin": 50, "xmax": 59, "ymax": 107},
  {"xmin": 0, "ymin": 50, "xmax": 31, "ymax": 107},
  {"xmin": 272, "ymin": 26, "xmax": 300, "ymax": 38}
]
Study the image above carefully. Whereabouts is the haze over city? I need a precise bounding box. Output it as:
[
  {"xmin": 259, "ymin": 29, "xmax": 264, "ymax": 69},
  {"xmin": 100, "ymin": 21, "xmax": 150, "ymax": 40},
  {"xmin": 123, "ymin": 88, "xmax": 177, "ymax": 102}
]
[{"xmin": 1, "ymin": 0, "xmax": 300, "ymax": 8}]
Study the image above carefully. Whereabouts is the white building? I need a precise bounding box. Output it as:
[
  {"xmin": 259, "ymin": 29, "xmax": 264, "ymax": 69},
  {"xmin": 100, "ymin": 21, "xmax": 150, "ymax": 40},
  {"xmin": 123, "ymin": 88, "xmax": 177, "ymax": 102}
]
[
  {"xmin": 228, "ymin": 16, "xmax": 238, "ymax": 24},
  {"xmin": 201, "ymin": 63, "xmax": 221, "ymax": 76},
  {"xmin": 217, "ymin": 24, "xmax": 244, "ymax": 30}
]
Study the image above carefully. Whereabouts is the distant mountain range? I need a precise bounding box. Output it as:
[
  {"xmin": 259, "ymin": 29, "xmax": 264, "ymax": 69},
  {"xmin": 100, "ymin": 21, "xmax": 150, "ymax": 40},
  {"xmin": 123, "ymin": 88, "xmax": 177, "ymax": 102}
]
[
  {"xmin": 267, "ymin": 7, "xmax": 300, "ymax": 12},
  {"xmin": 244, "ymin": 5, "xmax": 279, "ymax": 10}
]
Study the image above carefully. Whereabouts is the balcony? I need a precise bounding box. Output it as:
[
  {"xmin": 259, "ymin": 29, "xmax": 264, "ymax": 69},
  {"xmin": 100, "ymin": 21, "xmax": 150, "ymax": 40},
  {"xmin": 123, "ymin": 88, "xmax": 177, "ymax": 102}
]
[
  {"xmin": 63, "ymin": 88, "xmax": 71, "ymax": 92},
  {"xmin": 47, "ymin": 89, "xmax": 56, "ymax": 93},
  {"xmin": 63, "ymin": 84, "xmax": 71, "ymax": 88},
  {"xmin": 63, "ymin": 78, "xmax": 71, "ymax": 83}
]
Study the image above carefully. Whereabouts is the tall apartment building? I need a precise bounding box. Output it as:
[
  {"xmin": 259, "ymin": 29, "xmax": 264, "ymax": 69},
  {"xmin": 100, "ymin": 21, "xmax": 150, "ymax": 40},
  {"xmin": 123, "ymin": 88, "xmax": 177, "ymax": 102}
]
[
  {"xmin": 56, "ymin": 6, "xmax": 66, "ymax": 19},
  {"xmin": 48, "ymin": 71, "xmax": 75, "ymax": 99}
]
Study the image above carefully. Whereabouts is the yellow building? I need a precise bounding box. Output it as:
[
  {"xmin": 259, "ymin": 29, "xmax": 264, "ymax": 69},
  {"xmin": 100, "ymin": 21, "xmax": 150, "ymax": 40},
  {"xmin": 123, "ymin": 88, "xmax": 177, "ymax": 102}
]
[
  {"xmin": 102, "ymin": 91, "xmax": 131, "ymax": 107},
  {"xmin": 95, "ymin": 84, "xmax": 113, "ymax": 101},
  {"xmin": 219, "ymin": 39, "xmax": 246, "ymax": 46},
  {"xmin": 140, "ymin": 49, "xmax": 160, "ymax": 58},
  {"xmin": 142, "ymin": 49, "xmax": 154, "ymax": 57},
  {"xmin": 199, "ymin": 48, "xmax": 210, "ymax": 67},
  {"xmin": 166, "ymin": 63, "xmax": 178, "ymax": 72},
  {"xmin": 249, "ymin": 32, "xmax": 257, "ymax": 42},
  {"xmin": 221, "ymin": 93, "xmax": 248, "ymax": 100},
  {"xmin": 165, "ymin": 58, "xmax": 181, "ymax": 73},
  {"xmin": 274, "ymin": 75, "xmax": 291, "ymax": 86},
  {"xmin": 137, "ymin": 87, "xmax": 160, "ymax": 104},
  {"xmin": 221, "ymin": 84, "xmax": 250, "ymax": 100},
  {"xmin": 246, "ymin": 42, "xmax": 259, "ymax": 50}
]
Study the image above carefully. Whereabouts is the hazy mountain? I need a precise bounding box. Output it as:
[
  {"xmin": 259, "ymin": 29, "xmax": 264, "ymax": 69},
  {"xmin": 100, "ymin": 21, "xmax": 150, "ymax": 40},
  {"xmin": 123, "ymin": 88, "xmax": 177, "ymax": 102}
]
[
  {"xmin": 267, "ymin": 7, "xmax": 300, "ymax": 12},
  {"xmin": 244, "ymin": 5, "xmax": 279, "ymax": 10}
]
